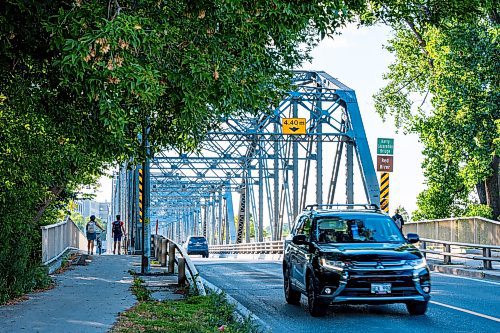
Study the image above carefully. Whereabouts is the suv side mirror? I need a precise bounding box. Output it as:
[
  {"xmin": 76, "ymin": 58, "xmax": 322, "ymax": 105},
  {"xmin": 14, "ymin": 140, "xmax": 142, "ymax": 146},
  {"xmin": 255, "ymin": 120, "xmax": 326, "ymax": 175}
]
[
  {"xmin": 292, "ymin": 234, "xmax": 308, "ymax": 245},
  {"xmin": 407, "ymin": 233, "xmax": 420, "ymax": 244}
]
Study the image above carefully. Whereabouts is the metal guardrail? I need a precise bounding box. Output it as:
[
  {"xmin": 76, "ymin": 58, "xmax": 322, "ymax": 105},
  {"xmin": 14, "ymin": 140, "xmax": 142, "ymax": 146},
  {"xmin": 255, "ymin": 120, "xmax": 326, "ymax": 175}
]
[
  {"xmin": 210, "ymin": 238, "xmax": 500, "ymax": 270},
  {"xmin": 419, "ymin": 238, "xmax": 500, "ymax": 270},
  {"xmin": 41, "ymin": 217, "xmax": 87, "ymax": 265},
  {"xmin": 152, "ymin": 235, "xmax": 206, "ymax": 296},
  {"xmin": 405, "ymin": 217, "xmax": 500, "ymax": 245},
  {"xmin": 210, "ymin": 241, "xmax": 284, "ymax": 255}
]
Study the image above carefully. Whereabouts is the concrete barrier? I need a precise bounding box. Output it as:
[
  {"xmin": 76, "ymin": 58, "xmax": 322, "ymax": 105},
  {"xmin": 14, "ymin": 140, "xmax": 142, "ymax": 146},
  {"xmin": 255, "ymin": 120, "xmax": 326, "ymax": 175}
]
[{"xmin": 405, "ymin": 217, "xmax": 500, "ymax": 245}]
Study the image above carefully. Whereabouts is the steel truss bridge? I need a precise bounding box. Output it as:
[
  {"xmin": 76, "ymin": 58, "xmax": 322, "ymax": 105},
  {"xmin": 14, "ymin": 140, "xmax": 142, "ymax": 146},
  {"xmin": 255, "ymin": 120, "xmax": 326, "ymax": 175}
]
[{"xmin": 112, "ymin": 70, "xmax": 380, "ymax": 253}]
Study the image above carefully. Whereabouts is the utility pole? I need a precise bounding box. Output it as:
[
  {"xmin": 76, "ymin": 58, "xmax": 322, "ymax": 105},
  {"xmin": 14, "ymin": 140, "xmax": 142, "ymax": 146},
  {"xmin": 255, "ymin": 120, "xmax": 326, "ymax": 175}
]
[{"xmin": 140, "ymin": 120, "xmax": 151, "ymax": 274}]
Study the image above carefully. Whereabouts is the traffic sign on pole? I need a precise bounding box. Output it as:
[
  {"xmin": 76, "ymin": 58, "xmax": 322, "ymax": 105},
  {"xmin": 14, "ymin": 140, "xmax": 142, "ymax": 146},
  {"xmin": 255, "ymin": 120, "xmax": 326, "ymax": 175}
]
[
  {"xmin": 282, "ymin": 118, "xmax": 306, "ymax": 135},
  {"xmin": 377, "ymin": 138, "xmax": 393, "ymax": 213},
  {"xmin": 377, "ymin": 138, "xmax": 394, "ymax": 155},
  {"xmin": 377, "ymin": 155, "xmax": 394, "ymax": 172}
]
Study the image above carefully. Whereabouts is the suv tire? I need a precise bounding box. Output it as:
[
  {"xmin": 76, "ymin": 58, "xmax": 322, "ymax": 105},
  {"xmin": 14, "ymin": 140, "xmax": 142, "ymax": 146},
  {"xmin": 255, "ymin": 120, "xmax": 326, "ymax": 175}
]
[
  {"xmin": 406, "ymin": 301, "xmax": 428, "ymax": 315},
  {"xmin": 307, "ymin": 274, "xmax": 326, "ymax": 317},
  {"xmin": 284, "ymin": 268, "xmax": 301, "ymax": 305}
]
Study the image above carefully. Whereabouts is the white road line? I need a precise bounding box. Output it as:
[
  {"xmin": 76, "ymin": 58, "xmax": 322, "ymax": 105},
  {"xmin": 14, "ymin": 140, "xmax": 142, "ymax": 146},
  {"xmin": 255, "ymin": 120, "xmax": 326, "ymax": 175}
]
[
  {"xmin": 431, "ymin": 301, "xmax": 500, "ymax": 323},
  {"xmin": 432, "ymin": 272, "xmax": 500, "ymax": 286}
]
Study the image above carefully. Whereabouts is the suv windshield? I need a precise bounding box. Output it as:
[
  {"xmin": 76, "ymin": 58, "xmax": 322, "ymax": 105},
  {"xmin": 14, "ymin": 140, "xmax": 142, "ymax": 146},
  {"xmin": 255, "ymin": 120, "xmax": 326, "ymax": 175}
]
[{"xmin": 315, "ymin": 216, "xmax": 404, "ymax": 243}]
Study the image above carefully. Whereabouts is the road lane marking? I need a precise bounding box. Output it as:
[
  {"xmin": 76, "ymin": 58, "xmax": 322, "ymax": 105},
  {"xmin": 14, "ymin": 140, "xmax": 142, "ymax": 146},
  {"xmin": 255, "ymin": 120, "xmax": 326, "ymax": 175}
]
[
  {"xmin": 432, "ymin": 273, "xmax": 500, "ymax": 286},
  {"xmin": 431, "ymin": 301, "xmax": 500, "ymax": 323}
]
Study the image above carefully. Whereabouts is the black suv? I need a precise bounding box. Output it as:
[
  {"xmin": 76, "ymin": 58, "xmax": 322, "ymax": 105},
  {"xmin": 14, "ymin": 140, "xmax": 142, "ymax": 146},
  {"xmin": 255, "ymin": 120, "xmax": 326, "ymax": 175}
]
[{"xmin": 283, "ymin": 204, "xmax": 430, "ymax": 317}]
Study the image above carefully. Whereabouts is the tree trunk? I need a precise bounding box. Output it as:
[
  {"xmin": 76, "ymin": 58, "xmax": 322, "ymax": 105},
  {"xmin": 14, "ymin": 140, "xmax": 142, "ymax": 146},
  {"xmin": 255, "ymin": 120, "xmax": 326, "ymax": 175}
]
[
  {"xmin": 33, "ymin": 186, "xmax": 64, "ymax": 225},
  {"xmin": 485, "ymin": 156, "xmax": 500, "ymax": 220},
  {"xmin": 476, "ymin": 182, "xmax": 487, "ymax": 204}
]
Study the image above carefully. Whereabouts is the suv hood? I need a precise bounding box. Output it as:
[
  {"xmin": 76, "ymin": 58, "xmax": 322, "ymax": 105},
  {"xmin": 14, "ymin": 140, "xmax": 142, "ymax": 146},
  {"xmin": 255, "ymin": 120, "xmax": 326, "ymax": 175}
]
[{"xmin": 317, "ymin": 243, "xmax": 422, "ymax": 261}]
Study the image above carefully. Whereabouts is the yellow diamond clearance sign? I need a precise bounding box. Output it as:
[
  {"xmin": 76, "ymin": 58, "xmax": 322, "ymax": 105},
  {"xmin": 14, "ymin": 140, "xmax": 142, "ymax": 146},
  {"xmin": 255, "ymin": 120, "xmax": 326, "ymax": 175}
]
[{"xmin": 282, "ymin": 118, "xmax": 306, "ymax": 135}]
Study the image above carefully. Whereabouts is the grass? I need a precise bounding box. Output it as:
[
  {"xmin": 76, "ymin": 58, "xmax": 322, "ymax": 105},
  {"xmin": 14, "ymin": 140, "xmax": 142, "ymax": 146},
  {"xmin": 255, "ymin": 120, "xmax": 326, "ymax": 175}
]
[
  {"xmin": 130, "ymin": 277, "xmax": 151, "ymax": 302},
  {"xmin": 111, "ymin": 292, "xmax": 261, "ymax": 333}
]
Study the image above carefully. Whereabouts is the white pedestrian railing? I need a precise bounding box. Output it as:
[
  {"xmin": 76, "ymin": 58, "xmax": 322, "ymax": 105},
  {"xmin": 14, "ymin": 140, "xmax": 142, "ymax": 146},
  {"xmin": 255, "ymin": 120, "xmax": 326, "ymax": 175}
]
[
  {"xmin": 404, "ymin": 217, "xmax": 500, "ymax": 245},
  {"xmin": 41, "ymin": 216, "xmax": 87, "ymax": 265},
  {"xmin": 210, "ymin": 241, "xmax": 284, "ymax": 255}
]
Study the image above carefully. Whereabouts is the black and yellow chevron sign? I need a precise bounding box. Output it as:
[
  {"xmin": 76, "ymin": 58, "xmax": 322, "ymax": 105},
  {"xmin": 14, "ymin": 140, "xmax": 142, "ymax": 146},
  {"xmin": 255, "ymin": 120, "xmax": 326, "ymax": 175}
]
[
  {"xmin": 139, "ymin": 168, "xmax": 144, "ymax": 224},
  {"xmin": 380, "ymin": 172, "xmax": 389, "ymax": 213}
]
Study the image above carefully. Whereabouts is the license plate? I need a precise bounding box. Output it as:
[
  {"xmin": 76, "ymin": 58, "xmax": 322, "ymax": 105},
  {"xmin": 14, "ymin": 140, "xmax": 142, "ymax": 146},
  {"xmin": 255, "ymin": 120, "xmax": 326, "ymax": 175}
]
[{"xmin": 371, "ymin": 283, "xmax": 391, "ymax": 294}]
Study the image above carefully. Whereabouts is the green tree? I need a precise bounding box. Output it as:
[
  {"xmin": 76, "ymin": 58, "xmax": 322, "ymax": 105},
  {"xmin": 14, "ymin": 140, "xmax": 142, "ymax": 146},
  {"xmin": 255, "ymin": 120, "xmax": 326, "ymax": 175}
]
[
  {"xmin": 1, "ymin": 0, "xmax": 364, "ymax": 302},
  {"xmin": 360, "ymin": 1, "xmax": 500, "ymax": 219}
]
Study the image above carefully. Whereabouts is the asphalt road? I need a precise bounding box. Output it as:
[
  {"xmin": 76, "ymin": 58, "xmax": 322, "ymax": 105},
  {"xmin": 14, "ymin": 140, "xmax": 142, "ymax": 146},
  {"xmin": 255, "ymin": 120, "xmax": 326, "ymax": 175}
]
[{"xmin": 193, "ymin": 258, "xmax": 500, "ymax": 333}]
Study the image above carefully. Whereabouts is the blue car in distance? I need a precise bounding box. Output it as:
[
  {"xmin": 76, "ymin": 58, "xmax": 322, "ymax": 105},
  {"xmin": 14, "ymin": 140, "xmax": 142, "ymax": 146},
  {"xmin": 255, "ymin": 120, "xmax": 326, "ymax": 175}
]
[{"xmin": 185, "ymin": 236, "xmax": 209, "ymax": 258}]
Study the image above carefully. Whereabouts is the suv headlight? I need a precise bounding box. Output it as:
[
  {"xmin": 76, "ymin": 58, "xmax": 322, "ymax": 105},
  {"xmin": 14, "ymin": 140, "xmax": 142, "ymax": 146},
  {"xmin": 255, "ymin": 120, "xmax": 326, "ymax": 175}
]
[
  {"xmin": 406, "ymin": 258, "xmax": 427, "ymax": 269},
  {"xmin": 320, "ymin": 258, "xmax": 347, "ymax": 271}
]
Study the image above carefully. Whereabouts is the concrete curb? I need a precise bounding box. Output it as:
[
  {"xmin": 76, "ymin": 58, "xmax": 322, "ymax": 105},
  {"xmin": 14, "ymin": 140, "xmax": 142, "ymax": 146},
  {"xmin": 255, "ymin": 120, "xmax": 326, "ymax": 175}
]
[
  {"xmin": 46, "ymin": 249, "xmax": 83, "ymax": 274},
  {"xmin": 201, "ymin": 278, "xmax": 271, "ymax": 333},
  {"xmin": 428, "ymin": 263, "xmax": 500, "ymax": 281}
]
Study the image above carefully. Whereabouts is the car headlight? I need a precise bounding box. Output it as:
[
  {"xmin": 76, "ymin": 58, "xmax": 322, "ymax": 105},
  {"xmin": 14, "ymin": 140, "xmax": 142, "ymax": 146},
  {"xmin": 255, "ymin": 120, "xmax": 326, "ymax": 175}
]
[
  {"xmin": 320, "ymin": 258, "xmax": 347, "ymax": 271},
  {"xmin": 406, "ymin": 258, "xmax": 427, "ymax": 269}
]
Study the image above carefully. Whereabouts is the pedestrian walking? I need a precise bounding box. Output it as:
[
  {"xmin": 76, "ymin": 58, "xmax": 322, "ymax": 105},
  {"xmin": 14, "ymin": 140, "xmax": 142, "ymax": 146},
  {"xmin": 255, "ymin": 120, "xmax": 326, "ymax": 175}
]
[
  {"xmin": 86, "ymin": 215, "xmax": 105, "ymax": 255},
  {"xmin": 392, "ymin": 209, "xmax": 405, "ymax": 231},
  {"xmin": 112, "ymin": 215, "xmax": 127, "ymax": 255}
]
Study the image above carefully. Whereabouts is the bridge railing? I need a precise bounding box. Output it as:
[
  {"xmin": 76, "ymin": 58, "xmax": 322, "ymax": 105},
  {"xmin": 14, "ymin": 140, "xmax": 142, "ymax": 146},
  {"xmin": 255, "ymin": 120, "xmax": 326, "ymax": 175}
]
[
  {"xmin": 151, "ymin": 235, "xmax": 206, "ymax": 296},
  {"xmin": 404, "ymin": 217, "xmax": 500, "ymax": 245},
  {"xmin": 420, "ymin": 238, "xmax": 500, "ymax": 269},
  {"xmin": 209, "ymin": 237, "xmax": 500, "ymax": 269},
  {"xmin": 210, "ymin": 241, "xmax": 284, "ymax": 255},
  {"xmin": 41, "ymin": 217, "xmax": 87, "ymax": 265}
]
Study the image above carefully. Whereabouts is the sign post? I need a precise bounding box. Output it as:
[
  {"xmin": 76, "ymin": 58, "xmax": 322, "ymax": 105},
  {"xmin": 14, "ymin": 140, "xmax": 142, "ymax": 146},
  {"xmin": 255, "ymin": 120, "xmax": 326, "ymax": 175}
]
[{"xmin": 377, "ymin": 138, "xmax": 394, "ymax": 213}]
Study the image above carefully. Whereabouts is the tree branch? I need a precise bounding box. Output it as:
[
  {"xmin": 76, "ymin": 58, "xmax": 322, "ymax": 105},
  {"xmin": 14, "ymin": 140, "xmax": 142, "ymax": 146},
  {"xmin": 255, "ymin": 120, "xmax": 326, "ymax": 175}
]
[
  {"xmin": 403, "ymin": 18, "xmax": 434, "ymax": 69},
  {"xmin": 33, "ymin": 186, "xmax": 64, "ymax": 225}
]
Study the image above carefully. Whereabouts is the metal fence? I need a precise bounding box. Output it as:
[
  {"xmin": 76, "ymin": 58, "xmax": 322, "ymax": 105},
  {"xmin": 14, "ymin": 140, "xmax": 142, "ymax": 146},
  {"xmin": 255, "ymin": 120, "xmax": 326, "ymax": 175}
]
[
  {"xmin": 404, "ymin": 217, "xmax": 500, "ymax": 245},
  {"xmin": 41, "ymin": 217, "xmax": 87, "ymax": 265},
  {"xmin": 210, "ymin": 241, "xmax": 284, "ymax": 255},
  {"xmin": 419, "ymin": 238, "xmax": 500, "ymax": 270},
  {"xmin": 209, "ymin": 236, "xmax": 500, "ymax": 269}
]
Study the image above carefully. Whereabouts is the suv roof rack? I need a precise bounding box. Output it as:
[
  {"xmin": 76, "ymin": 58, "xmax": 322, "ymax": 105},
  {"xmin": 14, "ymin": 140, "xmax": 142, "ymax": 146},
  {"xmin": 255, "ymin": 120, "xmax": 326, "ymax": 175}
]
[{"xmin": 304, "ymin": 203, "xmax": 380, "ymax": 211}]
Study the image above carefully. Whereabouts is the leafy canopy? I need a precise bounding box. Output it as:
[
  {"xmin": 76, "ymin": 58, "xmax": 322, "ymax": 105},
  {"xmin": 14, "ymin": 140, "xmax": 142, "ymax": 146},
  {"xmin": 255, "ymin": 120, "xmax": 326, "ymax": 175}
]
[
  {"xmin": 360, "ymin": 1, "xmax": 499, "ymax": 219},
  {"xmin": 1, "ymin": 0, "xmax": 364, "ymax": 302}
]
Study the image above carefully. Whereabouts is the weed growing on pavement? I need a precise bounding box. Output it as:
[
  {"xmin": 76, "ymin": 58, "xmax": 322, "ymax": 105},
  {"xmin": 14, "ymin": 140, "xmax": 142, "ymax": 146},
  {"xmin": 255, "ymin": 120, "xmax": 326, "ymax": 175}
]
[
  {"xmin": 130, "ymin": 277, "xmax": 151, "ymax": 302},
  {"xmin": 112, "ymin": 291, "xmax": 262, "ymax": 333}
]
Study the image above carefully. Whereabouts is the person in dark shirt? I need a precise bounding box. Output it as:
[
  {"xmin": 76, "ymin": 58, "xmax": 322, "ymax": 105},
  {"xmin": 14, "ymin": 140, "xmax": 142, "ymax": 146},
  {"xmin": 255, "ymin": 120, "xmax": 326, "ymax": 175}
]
[
  {"xmin": 392, "ymin": 209, "xmax": 405, "ymax": 231},
  {"xmin": 111, "ymin": 215, "xmax": 127, "ymax": 255}
]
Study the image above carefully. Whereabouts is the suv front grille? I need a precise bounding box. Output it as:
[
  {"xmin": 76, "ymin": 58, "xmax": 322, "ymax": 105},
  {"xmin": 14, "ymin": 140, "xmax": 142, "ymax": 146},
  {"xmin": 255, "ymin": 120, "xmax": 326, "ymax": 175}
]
[
  {"xmin": 351, "ymin": 260, "xmax": 406, "ymax": 269},
  {"xmin": 341, "ymin": 261, "xmax": 418, "ymax": 297}
]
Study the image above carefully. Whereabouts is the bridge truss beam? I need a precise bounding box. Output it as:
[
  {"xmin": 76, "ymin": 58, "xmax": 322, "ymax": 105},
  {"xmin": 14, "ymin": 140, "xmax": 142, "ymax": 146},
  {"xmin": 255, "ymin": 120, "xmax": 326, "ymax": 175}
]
[{"xmin": 112, "ymin": 71, "xmax": 379, "ymax": 248}]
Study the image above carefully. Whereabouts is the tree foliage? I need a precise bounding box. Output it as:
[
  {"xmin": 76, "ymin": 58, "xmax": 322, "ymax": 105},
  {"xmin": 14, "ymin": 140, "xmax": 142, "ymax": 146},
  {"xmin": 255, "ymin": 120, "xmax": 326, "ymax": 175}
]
[
  {"xmin": 360, "ymin": 0, "xmax": 500, "ymax": 220},
  {"xmin": 0, "ymin": 0, "xmax": 363, "ymax": 302}
]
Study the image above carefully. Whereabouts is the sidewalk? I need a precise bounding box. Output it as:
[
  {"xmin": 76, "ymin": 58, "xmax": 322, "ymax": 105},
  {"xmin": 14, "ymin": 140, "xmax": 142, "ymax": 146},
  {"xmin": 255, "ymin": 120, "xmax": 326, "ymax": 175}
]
[{"xmin": 0, "ymin": 255, "xmax": 138, "ymax": 333}]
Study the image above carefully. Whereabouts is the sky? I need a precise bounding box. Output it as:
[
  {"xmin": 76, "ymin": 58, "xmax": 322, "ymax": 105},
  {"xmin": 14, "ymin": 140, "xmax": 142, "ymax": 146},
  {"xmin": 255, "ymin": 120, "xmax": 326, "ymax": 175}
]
[{"xmin": 93, "ymin": 23, "xmax": 426, "ymax": 215}]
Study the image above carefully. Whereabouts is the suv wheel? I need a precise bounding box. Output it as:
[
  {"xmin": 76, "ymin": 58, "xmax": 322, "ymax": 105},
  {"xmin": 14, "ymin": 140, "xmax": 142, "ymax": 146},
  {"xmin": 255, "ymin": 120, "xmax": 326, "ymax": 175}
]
[
  {"xmin": 406, "ymin": 301, "xmax": 428, "ymax": 315},
  {"xmin": 284, "ymin": 268, "xmax": 301, "ymax": 305},
  {"xmin": 307, "ymin": 274, "xmax": 326, "ymax": 317}
]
